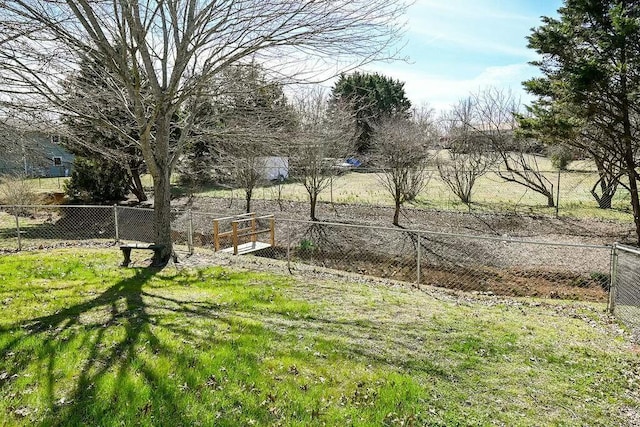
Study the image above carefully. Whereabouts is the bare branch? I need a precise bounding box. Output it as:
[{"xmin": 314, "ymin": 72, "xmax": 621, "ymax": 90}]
[
  {"xmin": 372, "ymin": 116, "xmax": 433, "ymax": 226},
  {"xmin": 0, "ymin": 0, "xmax": 408, "ymax": 261}
]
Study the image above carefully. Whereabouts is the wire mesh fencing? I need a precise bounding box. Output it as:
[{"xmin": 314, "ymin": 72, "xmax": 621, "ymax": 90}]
[
  {"xmin": 270, "ymin": 219, "xmax": 612, "ymax": 302},
  {"xmin": 193, "ymin": 169, "xmax": 633, "ymax": 219},
  {"xmin": 116, "ymin": 206, "xmax": 155, "ymax": 243},
  {"xmin": 611, "ymin": 244, "xmax": 640, "ymax": 339},
  {"xmin": 0, "ymin": 205, "xmax": 116, "ymax": 251},
  {"xmin": 0, "ymin": 204, "xmax": 619, "ymax": 305},
  {"xmin": 0, "ymin": 205, "xmax": 185, "ymax": 253}
]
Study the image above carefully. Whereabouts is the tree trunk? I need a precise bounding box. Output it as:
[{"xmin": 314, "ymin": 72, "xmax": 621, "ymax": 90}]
[
  {"xmin": 245, "ymin": 189, "xmax": 252, "ymax": 213},
  {"xmin": 591, "ymin": 176, "xmax": 615, "ymax": 209},
  {"xmin": 393, "ymin": 200, "xmax": 400, "ymax": 226},
  {"xmin": 310, "ymin": 193, "xmax": 318, "ymax": 221},
  {"xmin": 152, "ymin": 169, "xmax": 174, "ymax": 265},
  {"xmin": 499, "ymin": 156, "xmax": 555, "ymax": 208},
  {"xmin": 624, "ymin": 155, "xmax": 640, "ymax": 245},
  {"xmin": 461, "ymin": 189, "xmax": 471, "ymax": 205},
  {"xmin": 130, "ymin": 165, "xmax": 147, "ymax": 202},
  {"xmin": 598, "ymin": 195, "xmax": 612, "ymax": 210},
  {"xmin": 621, "ymin": 69, "xmax": 640, "ymax": 246},
  {"xmin": 148, "ymin": 113, "xmax": 174, "ymax": 266}
]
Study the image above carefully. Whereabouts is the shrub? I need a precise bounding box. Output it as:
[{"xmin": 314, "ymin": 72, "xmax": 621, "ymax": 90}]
[
  {"xmin": 0, "ymin": 174, "xmax": 40, "ymax": 214},
  {"xmin": 64, "ymin": 156, "xmax": 130, "ymax": 203},
  {"xmin": 548, "ymin": 145, "xmax": 574, "ymax": 170}
]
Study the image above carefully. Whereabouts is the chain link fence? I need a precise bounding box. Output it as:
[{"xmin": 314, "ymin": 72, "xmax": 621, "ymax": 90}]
[
  {"xmin": 270, "ymin": 219, "xmax": 612, "ymax": 302},
  {"xmin": 610, "ymin": 244, "xmax": 640, "ymax": 339},
  {"xmin": 0, "ymin": 205, "xmax": 616, "ymax": 303},
  {"xmin": 3, "ymin": 204, "xmax": 640, "ymax": 336},
  {"xmin": 0, "ymin": 205, "xmax": 115, "ymax": 251}
]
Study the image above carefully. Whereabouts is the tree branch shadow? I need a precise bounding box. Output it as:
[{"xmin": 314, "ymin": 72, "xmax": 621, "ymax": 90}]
[{"xmin": 0, "ymin": 266, "xmax": 226, "ymax": 425}]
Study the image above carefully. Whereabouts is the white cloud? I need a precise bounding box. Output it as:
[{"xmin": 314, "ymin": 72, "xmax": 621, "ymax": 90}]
[
  {"xmin": 367, "ymin": 62, "xmax": 538, "ymax": 112},
  {"xmin": 278, "ymin": 1, "xmax": 558, "ymax": 113},
  {"xmin": 409, "ymin": 26, "xmax": 535, "ymax": 59},
  {"xmin": 350, "ymin": 0, "xmax": 558, "ymax": 112}
]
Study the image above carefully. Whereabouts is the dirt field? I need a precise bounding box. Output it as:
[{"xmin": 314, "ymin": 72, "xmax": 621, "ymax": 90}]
[
  {"xmin": 185, "ymin": 196, "xmax": 635, "ymax": 244},
  {"xmin": 175, "ymin": 196, "xmax": 634, "ymax": 302}
]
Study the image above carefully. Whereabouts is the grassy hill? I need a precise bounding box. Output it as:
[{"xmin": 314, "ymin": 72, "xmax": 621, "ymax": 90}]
[{"xmin": 0, "ymin": 249, "xmax": 638, "ymax": 426}]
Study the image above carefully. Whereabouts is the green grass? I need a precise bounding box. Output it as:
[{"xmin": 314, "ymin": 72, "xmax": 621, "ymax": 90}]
[
  {"xmin": 195, "ymin": 158, "xmax": 635, "ymax": 222},
  {"xmin": 0, "ymin": 177, "xmax": 69, "ymax": 196},
  {"xmin": 2, "ymin": 156, "xmax": 634, "ymax": 223},
  {"xmin": 1, "ymin": 249, "xmax": 638, "ymax": 426}
]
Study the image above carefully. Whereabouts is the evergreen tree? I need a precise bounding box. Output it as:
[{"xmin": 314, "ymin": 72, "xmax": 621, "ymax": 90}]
[
  {"xmin": 62, "ymin": 53, "xmax": 148, "ymax": 202},
  {"xmin": 65, "ymin": 157, "xmax": 130, "ymax": 202},
  {"xmin": 523, "ymin": 0, "xmax": 640, "ymax": 242},
  {"xmin": 179, "ymin": 62, "xmax": 295, "ymax": 207},
  {"xmin": 331, "ymin": 72, "xmax": 411, "ymax": 154}
]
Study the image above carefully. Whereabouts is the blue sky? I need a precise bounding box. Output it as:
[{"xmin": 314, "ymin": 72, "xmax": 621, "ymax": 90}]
[{"xmin": 363, "ymin": 0, "xmax": 564, "ymax": 112}]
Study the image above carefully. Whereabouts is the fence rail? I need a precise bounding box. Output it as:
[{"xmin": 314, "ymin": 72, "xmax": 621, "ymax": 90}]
[
  {"xmin": 0, "ymin": 204, "xmax": 615, "ymax": 300},
  {"xmin": 1, "ymin": 203, "xmax": 638, "ymax": 339},
  {"xmin": 1, "ymin": 167, "xmax": 636, "ymax": 220}
]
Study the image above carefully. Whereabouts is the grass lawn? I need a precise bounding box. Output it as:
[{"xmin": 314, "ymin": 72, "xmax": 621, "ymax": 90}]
[
  {"xmin": 196, "ymin": 168, "xmax": 634, "ymax": 222},
  {"xmin": 0, "ymin": 177, "xmax": 68, "ymax": 196},
  {"xmin": 1, "ymin": 157, "xmax": 634, "ymax": 223},
  {"xmin": 0, "ymin": 249, "xmax": 639, "ymax": 426}
]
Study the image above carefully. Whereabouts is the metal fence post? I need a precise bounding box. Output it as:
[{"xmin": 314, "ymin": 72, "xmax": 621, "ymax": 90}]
[
  {"xmin": 15, "ymin": 211, "xmax": 22, "ymax": 251},
  {"xmin": 555, "ymin": 170, "xmax": 561, "ymax": 218},
  {"xmin": 286, "ymin": 221, "xmax": 291, "ymax": 273},
  {"xmin": 188, "ymin": 209, "xmax": 194, "ymax": 255},
  {"xmin": 608, "ymin": 243, "xmax": 618, "ymax": 314},
  {"xmin": 113, "ymin": 204, "xmax": 120, "ymax": 243},
  {"xmin": 416, "ymin": 232, "xmax": 421, "ymax": 286},
  {"xmin": 330, "ymin": 176, "xmax": 334, "ymax": 205}
]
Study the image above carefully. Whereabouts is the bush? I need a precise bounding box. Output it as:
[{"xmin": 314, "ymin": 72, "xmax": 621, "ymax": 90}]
[
  {"xmin": 548, "ymin": 145, "xmax": 574, "ymax": 170},
  {"xmin": 0, "ymin": 174, "xmax": 40, "ymax": 216},
  {"xmin": 64, "ymin": 156, "xmax": 130, "ymax": 203}
]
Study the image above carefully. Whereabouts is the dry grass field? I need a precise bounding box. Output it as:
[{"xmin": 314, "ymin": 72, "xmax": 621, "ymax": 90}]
[{"xmin": 196, "ymin": 155, "xmax": 633, "ymax": 222}]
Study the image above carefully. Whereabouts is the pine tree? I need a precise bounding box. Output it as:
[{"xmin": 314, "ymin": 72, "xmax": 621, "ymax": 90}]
[
  {"xmin": 523, "ymin": 0, "xmax": 640, "ymax": 243},
  {"xmin": 332, "ymin": 72, "xmax": 411, "ymax": 154}
]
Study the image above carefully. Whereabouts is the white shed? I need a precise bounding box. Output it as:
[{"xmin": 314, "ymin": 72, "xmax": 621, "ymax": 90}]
[{"xmin": 260, "ymin": 156, "xmax": 288, "ymax": 181}]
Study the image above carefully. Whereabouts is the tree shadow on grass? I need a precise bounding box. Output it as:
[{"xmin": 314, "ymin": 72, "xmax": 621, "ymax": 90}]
[
  {"xmin": 1, "ymin": 256, "xmax": 554, "ymax": 426},
  {"xmin": 0, "ymin": 266, "xmax": 248, "ymax": 426}
]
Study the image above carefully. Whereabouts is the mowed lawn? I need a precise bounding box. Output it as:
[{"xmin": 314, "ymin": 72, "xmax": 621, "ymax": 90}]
[{"xmin": 0, "ymin": 250, "xmax": 638, "ymax": 426}]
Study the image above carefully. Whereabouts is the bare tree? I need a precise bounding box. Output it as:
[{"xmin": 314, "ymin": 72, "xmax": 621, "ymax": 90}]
[
  {"xmin": 214, "ymin": 64, "xmax": 295, "ymax": 213},
  {"xmin": 0, "ymin": 0, "xmax": 407, "ymax": 263},
  {"xmin": 437, "ymin": 153, "xmax": 495, "ymax": 206},
  {"xmin": 291, "ymin": 89, "xmax": 355, "ymax": 221},
  {"xmin": 412, "ymin": 103, "xmax": 437, "ymax": 135},
  {"xmin": 437, "ymin": 98, "xmax": 498, "ymax": 206},
  {"xmin": 230, "ymin": 156, "xmax": 265, "ymax": 213},
  {"xmin": 373, "ymin": 116, "xmax": 432, "ymax": 226},
  {"xmin": 560, "ymin": 126, "xmax": 624, "ymax": 210},
  {"xmin": 468, "ymin": 87, "xmax": 556, "ymax": 208},
  {"xmin": 518, "ymin": 102, "xmax": 626, "ymax": 210},
  {"xmin": 564, "ymin": 128, "xmax": 624, "ymax": 210}
]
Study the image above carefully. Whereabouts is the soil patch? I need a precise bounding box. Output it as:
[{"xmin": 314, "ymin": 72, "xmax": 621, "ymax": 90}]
[{"xmin": 174, "ymin": 196, "xmax": 626, "ymax": 302}]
